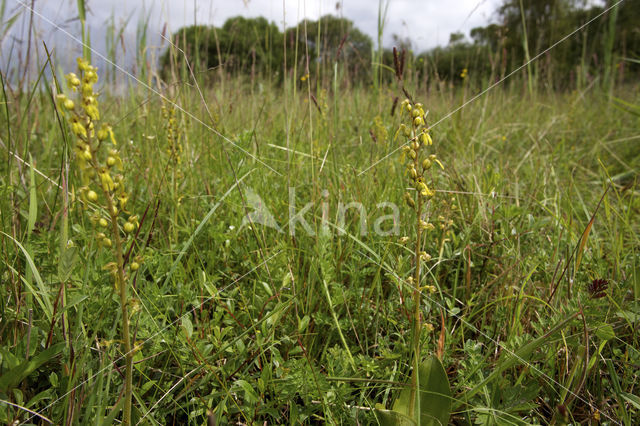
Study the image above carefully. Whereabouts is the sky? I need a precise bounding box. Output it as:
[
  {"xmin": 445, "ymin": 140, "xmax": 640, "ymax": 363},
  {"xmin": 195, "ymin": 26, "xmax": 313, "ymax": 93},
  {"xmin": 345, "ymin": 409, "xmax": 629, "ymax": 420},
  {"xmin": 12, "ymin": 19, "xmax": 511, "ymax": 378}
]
[
  {"xmin": 2, "ymin": 0, "xmax": 503, "ymax": 78},
  {"xmin": 138, "ymin": 0, "xmax": 504, "ymax": 51}
]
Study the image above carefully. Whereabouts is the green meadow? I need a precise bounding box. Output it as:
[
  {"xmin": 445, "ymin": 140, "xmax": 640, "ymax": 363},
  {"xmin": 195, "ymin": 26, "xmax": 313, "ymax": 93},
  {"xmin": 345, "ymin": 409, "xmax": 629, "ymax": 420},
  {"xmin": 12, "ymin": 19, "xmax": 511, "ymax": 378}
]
[{"xmin": 1, "ymin": 0, "xmax": 639, "ymax": 424}]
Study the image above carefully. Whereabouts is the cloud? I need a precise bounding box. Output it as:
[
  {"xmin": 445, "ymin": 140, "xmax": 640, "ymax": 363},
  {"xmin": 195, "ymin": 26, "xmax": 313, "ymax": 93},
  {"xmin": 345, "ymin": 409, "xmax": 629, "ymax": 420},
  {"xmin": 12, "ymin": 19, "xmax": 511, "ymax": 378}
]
[{"xmin": 2, "ymin": 0, "xmax": 499, "ymax": 75}]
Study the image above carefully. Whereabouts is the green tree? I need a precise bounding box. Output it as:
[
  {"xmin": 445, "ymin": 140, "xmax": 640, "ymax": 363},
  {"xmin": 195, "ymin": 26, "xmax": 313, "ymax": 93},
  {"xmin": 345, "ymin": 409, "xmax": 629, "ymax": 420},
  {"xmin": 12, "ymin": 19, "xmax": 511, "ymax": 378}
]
[
  {"xmin": 160, "ymin": 17, "xmax": 285, "ymax": 83},
  {"xmin": 288, "ymin": 15, "xmax": 373, "ymax": 83}
]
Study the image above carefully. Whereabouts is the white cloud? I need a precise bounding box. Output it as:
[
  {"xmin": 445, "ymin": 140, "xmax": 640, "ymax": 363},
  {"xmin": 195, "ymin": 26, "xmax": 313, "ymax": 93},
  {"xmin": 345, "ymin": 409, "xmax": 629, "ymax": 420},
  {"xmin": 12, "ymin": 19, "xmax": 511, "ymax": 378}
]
[
  {"xmin": 2, "ymin": 0, "xmax": 500, "ymax": 75},
  {"xmin": 12, "ymin": 0, "xmax": 500, "ymax": 50}
]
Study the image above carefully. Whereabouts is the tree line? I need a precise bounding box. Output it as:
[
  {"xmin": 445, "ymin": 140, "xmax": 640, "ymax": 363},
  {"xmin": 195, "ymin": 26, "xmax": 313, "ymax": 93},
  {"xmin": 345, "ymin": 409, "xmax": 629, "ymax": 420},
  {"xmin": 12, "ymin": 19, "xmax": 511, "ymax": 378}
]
[{"xmin": 160, "ymin": 0, "xmax": 639, "ymax": 90}]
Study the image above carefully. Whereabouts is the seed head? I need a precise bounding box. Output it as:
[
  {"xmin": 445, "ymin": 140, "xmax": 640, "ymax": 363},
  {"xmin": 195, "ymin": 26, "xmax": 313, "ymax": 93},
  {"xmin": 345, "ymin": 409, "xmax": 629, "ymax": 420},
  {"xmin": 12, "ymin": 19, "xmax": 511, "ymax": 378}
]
[{"xmin": 587, "ymin": 278, "xmax": 608, "ymax": 299}]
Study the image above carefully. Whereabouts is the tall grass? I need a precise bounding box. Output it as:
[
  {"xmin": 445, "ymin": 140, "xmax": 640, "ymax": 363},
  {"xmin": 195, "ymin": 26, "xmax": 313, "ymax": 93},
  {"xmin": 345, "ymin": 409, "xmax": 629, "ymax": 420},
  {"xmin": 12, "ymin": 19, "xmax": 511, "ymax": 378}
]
[{"xmin": 0, "ymin": 3, "xmax": 639, "ymax": 424}]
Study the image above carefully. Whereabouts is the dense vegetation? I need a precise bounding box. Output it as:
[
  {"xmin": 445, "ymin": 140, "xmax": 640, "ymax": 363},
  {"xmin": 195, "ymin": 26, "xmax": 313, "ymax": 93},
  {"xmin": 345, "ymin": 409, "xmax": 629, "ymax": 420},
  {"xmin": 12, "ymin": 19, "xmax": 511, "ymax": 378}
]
[{"xmin": 1, "ymin": 0, "xmax": 639, "ymax": 424}]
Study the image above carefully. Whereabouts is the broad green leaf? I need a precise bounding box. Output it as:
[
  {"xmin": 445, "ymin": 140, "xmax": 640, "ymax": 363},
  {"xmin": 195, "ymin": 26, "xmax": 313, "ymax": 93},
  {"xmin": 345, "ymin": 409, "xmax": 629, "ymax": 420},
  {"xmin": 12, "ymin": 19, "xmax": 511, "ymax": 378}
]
[
  {"xmin": 181, "ymin": 317, "xmax": 193, "ymax": 338},
  {"xmin": 236, "ymin": 380, "xmax": 259, "ymax": 404},
  {"xmin": 0, "ymin": 343, "xmax": 64, "ymax": 391},
  {"xmin": 616, "ymin": 310, "xmax": 639, "ymax": 323},
  {"xmin": 298, "ymin": 315, "xmax": 310, "ymax": 334},
  {"xmin": 377, "ymin": 356, "xmax": 452, "ymax": 426},
  {"xmin": 594, "ymin": 323, "xmax": 615, "ymax": 341},
  {"xmin": 374, "ymin": 405, "xmax": 416, "ymax": 426}
]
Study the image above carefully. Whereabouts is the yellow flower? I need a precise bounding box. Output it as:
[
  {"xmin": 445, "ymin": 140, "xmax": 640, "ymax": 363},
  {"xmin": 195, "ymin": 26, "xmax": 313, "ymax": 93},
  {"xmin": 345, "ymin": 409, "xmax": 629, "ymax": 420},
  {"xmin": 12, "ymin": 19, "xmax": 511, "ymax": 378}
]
[
  {"xmin": 108, "ymin": 127, "xmax": 117, "ymax": 145},
  {"xmin": 97, "ymin": 126, "xmax": 109, "ymax": 141},
  {"xmin": 99, "ymin": 169, "xmax": 115, "ymax": 192},
  {"xmin": 124, "ymin": 221, "xmax": 136, "ymax": 233},
  {"xmin": 71, "ymin": 122, "xmax": 87, "ymax": 138},
  {"xmin": 118, "ymin": 193, "xmax": 129, "ymax": 210},
  {"xmin": 420, "ymin": 132, "xmax": 432, "ymax": 146},
  {"xmin": 66, "ymin": 72, "xmax": 81, "ymax": 87},
  {"xmin": 85, "ymin": 105, "xmax": 100, "ymax": 121}
]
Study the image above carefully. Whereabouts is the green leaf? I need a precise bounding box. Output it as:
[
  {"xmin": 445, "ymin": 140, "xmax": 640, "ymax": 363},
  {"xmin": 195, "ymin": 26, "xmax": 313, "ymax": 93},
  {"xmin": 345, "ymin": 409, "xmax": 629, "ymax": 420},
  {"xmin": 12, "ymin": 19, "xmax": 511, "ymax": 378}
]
[
  {"xmin": 236, "ymin": 379, "xmax": 259, "ymax": 404},
  {"xmin": 374, "ymin": 405, "xmax": 416, "ymax": 426},
  {"xmin": 594, "ymin": 323, "xmax": 615, "ymax": 341},
  {"xmin": 181, "ymin": 317, "xmax": 193, "ymax": 338},
  {"xmin": 616, "ymin": 309, "xmax": 639, "ymax": 324},
  {"xmin": 377, "ymin": 356, "xmax": 451, "ymax": 426},
  {"xmin": 297, "ymin": 315, "xmax": 310, "ymax": 334},
  {"xmin": 0, "ymin": 11, "xmax": 22, "ymax": 41},
  {"xmin": 612, "ymin": 97, "xmax": 640, "ymax": 117},
  {"xmin": 24, "ymin": 154, "xmax": 37, "ymax": 291},
  {"xmin": 58, "ymin": 294, "xmax": 88, "ymax": 316},
  {"xmin": 76, "ymin": 0, "xmax": 86, "ymax": 21},
  {"xmin": 58, "ymin": 244, "xmax": 78, "ymax": 282},
  {"xmin": 27, "ymin": 154, "xmax": 37, "ymax": 235},
  {"xmin": 575, "ymin": 214, "xmax": 594, "ymax": 271},
  {"xmin": 621, "ymin": 392, "xmax": 640, "ymax": 411},
  {"xmin": 0, "ymin": 343, "xmax": 64, "ymax": 391},
  {"xmin": 100, "ymin": 397, "xmax": 125, "ymax": 426}
]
